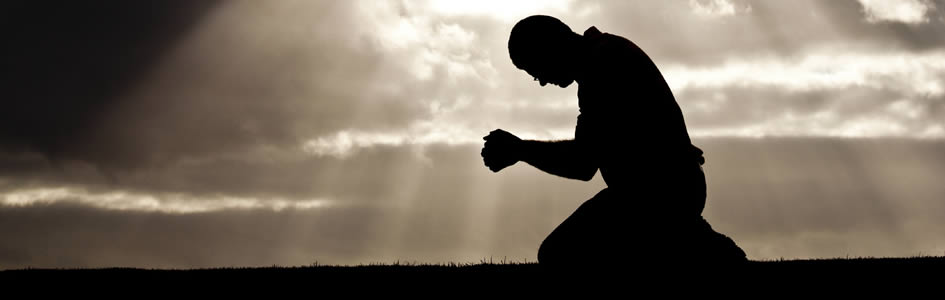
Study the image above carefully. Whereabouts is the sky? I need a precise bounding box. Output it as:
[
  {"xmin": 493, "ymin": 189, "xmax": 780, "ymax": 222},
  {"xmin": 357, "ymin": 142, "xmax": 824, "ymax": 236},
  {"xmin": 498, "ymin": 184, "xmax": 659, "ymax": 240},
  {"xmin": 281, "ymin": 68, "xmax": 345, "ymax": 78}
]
[{"xmin": 1, "ymin": 0, "xmax": 944, "ymax": 268}]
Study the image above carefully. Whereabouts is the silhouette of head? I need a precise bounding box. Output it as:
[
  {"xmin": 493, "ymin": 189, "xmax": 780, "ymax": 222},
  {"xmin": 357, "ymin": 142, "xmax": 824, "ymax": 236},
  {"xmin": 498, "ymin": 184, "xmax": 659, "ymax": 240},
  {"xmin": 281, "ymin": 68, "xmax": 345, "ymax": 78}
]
[{"xmin": 509, "ymin": 15, "xmax": 580, "ymax": 88}]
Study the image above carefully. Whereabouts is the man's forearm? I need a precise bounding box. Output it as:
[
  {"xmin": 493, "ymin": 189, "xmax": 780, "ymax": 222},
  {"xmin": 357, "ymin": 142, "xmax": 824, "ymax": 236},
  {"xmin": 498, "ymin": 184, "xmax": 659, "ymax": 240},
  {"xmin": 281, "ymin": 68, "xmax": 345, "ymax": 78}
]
[{"xmin": 518, "ymin": 139, "xmax": 597, "ymax": 181}]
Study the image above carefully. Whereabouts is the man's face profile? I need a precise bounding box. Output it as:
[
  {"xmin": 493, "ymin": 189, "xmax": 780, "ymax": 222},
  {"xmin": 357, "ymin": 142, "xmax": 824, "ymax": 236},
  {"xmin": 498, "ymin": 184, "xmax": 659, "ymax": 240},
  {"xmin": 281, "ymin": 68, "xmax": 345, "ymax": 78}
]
[{"xmin": 521, "ymin": 54, "xmax": 574, "ymax": 88}]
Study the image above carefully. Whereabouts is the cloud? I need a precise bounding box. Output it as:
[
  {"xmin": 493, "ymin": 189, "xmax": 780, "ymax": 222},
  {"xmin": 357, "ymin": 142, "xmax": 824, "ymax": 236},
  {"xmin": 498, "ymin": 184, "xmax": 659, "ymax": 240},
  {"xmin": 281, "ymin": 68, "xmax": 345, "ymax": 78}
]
[
  {"xmin": 0, "ymin": 187, "xmax": 331, "ymax": 214},
  {"xmin": 857, "ymin": 0, "xmax": 936, "ymax": 24},
  {"xmin": 663, "ymin": 47, "xmax": 945, "ymax": 139},
  {"xmin": 664, "ymin": 50, "xmax": 945, "ymax": 97},
  {"xmin": 689, "ymin": 0, "xmax": 752, "ymax": 17},
  {"xmin": 300, "ymin": 98, "xmax": 579, "ymax": 158}
]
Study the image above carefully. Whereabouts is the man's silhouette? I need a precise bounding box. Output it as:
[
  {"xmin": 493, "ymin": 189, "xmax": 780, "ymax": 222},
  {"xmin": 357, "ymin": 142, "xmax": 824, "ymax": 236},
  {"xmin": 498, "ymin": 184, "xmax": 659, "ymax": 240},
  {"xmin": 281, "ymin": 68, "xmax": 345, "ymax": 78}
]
[{"xmin": 481, "ymin": 15, "xmax": 746, "ymax": 268}]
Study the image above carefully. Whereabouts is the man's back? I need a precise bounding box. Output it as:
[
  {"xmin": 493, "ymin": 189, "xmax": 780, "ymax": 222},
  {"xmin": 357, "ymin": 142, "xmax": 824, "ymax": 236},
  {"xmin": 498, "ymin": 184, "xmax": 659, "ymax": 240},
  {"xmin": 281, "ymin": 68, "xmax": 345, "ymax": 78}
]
[
  {"xmin": 575, "ymin": 26, "xmax": 706, "ymax": 216},
  {"xmin": 576, "ymin": 27, "xmax": 702, "ymax": 187}
]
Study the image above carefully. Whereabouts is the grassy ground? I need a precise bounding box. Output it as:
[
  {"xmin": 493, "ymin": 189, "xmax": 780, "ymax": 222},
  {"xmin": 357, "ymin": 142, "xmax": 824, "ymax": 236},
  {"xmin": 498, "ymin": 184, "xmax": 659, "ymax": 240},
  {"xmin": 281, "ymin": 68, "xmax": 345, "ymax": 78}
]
[
  {"xmin": 3, "ymin": 256, "xmax": 942, "ymax": 286},
  {"xmin": 4, "ymin": 256, "xmax": 943, "ymax": 272}
]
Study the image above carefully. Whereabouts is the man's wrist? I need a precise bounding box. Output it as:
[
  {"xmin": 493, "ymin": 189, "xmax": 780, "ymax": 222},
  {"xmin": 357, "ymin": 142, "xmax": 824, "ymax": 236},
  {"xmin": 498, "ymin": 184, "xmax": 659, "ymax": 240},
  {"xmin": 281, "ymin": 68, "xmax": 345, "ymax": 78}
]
[{"xmin": 514, "ymin": 139, "xmax": 532, "ymax": 162}]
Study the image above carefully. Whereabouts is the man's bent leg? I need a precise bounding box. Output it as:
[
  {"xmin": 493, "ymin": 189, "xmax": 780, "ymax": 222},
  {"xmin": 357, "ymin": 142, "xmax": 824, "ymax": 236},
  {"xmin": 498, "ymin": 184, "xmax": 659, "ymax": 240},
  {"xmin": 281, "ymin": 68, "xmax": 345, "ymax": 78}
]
[{"xmin": 538, "ymin": 188, "xmax": 619, "ymax": 267}]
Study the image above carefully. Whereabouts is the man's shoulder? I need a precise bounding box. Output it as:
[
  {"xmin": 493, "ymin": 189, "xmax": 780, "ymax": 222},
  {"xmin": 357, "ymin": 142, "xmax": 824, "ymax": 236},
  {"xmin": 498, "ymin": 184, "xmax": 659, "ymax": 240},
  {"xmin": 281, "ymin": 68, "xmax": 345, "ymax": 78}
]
[
  {"xmin": 585, "ymin": 27, "xmax": 637, "ymax": 54},
  {"xmin": 582, "ymin": 29, "xmax": 646, "ymax": 78}
]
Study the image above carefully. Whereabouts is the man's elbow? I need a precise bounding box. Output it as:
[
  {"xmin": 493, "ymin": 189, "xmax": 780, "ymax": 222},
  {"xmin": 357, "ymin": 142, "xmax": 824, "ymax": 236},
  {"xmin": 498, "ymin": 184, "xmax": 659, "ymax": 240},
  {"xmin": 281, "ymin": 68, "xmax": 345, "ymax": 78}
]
[
  {"xmin": 577, "ymin": 167, "xmax": 597, "ymax": 182},
  {"xmin": 568, "ymin": 143, "xmax": 597, "ymax": 181},
  {"xmin": 570, "ymin": 152, "xmax": 597, "ymax": 181}
]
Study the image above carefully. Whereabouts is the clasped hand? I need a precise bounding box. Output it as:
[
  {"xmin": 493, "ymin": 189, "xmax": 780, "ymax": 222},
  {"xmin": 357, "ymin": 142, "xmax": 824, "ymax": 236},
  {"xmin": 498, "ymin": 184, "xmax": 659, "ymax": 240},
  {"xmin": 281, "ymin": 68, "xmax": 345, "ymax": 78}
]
[{"xmin": 481, "ymin": 129, "xmax": 522, "ymax": 172}]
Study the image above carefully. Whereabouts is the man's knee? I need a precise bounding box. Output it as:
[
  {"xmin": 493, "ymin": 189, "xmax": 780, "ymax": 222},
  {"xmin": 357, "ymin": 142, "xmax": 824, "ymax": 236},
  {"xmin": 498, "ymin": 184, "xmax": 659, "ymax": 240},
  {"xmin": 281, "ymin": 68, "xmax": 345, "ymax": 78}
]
[
  {"xmin": 537, "ymin": 189, "xmax": 615, "ymax": 267},
  {"xmin": 537, "ymin": 220, "xmax": 585, "ymax": 266},
  {"xmin": 537, "ymin": 222, "xmax": 569, "ymax": 266},
  {"xmin": 537, "ymin": 237, "xmax": 554, "ymax": 265},
  {"xmin": 537, "ymin": 235, "xmax": 586, "ymax": 268}
]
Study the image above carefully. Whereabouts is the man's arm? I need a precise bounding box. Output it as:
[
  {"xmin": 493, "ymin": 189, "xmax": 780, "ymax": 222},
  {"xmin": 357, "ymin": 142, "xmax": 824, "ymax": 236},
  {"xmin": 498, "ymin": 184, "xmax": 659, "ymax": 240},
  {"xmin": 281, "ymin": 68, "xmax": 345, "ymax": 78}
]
[
  {"xmin": 518, "ymin": 139, "xmax": 598, "ymax": 181},
  {"xmin": 482, "ymin": 129, "xmax": 597, "ymax": 181}
]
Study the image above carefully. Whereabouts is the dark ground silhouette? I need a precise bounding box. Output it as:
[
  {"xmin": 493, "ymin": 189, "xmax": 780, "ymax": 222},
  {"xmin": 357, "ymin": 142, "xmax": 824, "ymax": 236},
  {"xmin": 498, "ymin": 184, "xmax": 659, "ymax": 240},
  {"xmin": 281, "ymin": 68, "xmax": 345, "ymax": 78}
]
[
  {"xmin": 482, "ymin": 15, "xmax": 746, "ymax": 268},
  {"xmin": 4, "ymin": 257, "xmax": 944, "ymax": 285}
]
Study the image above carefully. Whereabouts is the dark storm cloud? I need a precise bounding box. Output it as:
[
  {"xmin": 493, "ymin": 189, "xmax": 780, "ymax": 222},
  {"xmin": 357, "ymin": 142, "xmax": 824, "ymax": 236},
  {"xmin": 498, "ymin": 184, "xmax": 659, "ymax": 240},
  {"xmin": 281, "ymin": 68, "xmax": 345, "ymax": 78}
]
[
  {"xmin": 0, "ymin": 1, "xmax": 219, "ymax": 166},
  {"xmin": 0, "ymin": 1, "xmax": 455, "ymax": 170}
]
